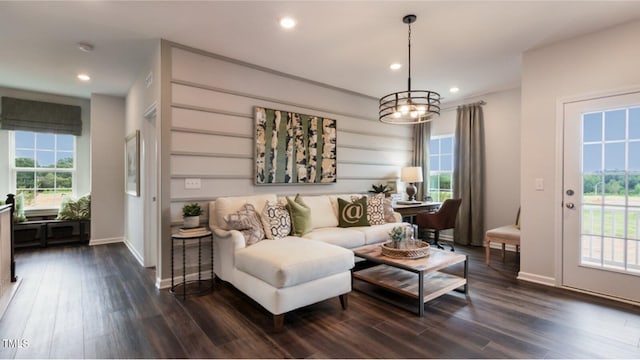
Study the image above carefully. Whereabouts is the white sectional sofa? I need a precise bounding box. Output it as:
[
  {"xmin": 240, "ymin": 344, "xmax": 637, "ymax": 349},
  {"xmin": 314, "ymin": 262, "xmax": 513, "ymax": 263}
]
[{"xmin": 208, "ymin": 193, "xmax": 405, "ymax": 331}]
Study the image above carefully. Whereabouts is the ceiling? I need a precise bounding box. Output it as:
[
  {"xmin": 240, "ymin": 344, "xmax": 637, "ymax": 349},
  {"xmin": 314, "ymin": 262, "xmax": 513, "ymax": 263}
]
[{"xmin": 2, "ymin": 1, "xmax": 640, "ymax": 103}]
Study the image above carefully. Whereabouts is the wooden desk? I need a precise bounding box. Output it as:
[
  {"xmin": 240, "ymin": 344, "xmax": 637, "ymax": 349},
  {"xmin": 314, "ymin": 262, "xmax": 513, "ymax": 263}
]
[{"xmin": 393, "ymin": 202, "xmax": 440, "ymax": 223}]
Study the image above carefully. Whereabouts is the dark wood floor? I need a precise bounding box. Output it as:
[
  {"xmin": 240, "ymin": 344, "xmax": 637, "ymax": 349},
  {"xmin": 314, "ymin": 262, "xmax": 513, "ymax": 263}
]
[{"xmin": 1, "ymin": 243, "xmax": 640, "ymax": 359}]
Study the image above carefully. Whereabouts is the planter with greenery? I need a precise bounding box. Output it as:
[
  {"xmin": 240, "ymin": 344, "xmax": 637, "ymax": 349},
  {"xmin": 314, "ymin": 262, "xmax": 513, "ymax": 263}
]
[
  {"xmin": 182, "ymin": 203, "xmax": 202, "ymax": 228},
  {"xmin": 368, "ymin": 183, "xmax": 391, "ymax": 197}
]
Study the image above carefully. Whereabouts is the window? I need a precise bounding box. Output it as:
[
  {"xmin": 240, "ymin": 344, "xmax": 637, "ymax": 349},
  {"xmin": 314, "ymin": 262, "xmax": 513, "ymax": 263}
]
[
  {"xmin": 11, "ymin": 131, "xmax": 75, "ymax": 209},
  {"xmin": 429, "ymin": 135, "xmax": 454, "ymax": 202}
]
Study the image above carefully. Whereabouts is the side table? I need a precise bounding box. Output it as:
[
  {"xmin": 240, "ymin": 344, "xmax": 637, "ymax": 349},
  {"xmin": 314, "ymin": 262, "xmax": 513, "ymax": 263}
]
[{"xmin": 171, "ymin": 231, "xmax": 214, "ymax": 300}]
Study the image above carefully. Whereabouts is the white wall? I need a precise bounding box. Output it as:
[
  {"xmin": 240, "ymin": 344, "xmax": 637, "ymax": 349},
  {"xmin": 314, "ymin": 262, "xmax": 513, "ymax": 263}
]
[
  {"xmin": 520, "ymin": 20, "xmax": 640, "ymax": 283},
  {"xmin": 0, "ymin": 87, "xmax": 90, "ymax": 209},
  {"xmin": 125, "ymin": 42, "xmax": 161, "ymax": 266},
  {"xmin": 433, "ymin": 88, "xmax": 522, "ymax": 232},
  {"xmin": 90, "ymin": 94, "xmax": 125, "ymax": 244}
]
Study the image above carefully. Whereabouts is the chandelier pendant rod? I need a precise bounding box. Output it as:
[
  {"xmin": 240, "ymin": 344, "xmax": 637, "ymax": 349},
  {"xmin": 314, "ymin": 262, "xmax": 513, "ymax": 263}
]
[{"xmin": 407, "ymin": 21, "xmax": 412, "ymax": 97}]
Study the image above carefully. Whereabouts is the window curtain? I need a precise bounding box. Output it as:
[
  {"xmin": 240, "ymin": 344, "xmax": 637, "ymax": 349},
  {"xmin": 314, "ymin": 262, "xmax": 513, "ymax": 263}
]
[
  {"xmin": 412, "ymin": 122, "xmax": 431, "ymax": 202},
  {"xmin": 453, "ymin": 102, "xmax": 485, "ymax": 246},
  {"xmin": 0, "ymin": 97, "xmax": 82, "ymax": 136}
]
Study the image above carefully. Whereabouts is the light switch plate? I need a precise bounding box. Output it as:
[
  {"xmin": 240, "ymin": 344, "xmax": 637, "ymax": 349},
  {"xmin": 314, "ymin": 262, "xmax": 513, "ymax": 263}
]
[
  {"xmin": 185, "ymin": 178, "xmax": 201, "ymax": 189},
  {"xmin": 535, "ymin": 178, "xmax": 544, "ymax": 191}
]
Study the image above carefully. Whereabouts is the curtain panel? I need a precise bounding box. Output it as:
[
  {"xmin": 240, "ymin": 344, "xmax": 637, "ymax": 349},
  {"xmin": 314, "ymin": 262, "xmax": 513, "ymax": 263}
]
[
  {"xmin": 453, "ymin": 103, "xmax": 485, "ymax": 246},
  {"xmin": 412, "ymin": 122, "xmax": 431, "ymax": 201},
  {"xmin": 0, "ymin": 97, "xmax": 82, "ymax": 136}
]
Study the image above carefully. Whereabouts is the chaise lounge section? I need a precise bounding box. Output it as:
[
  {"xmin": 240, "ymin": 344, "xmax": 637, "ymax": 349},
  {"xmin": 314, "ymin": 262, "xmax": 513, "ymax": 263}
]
[{"xmin": 209, "ymin": 193, "xmax": 405, "ymax": 331}]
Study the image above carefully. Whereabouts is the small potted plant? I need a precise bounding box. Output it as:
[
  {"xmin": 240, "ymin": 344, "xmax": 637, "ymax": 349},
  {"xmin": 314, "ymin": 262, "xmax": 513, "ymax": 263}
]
[
  {"xmin": 368, "ymin": 183, "xmax": 391, "ymax": 197},
  {"xmin": 182, "ymin": 203, "xmax": 202, "ymax": 228},
  {"xmin": 388, "ymin": 226, "xmax": 405, "ymax": 245}
]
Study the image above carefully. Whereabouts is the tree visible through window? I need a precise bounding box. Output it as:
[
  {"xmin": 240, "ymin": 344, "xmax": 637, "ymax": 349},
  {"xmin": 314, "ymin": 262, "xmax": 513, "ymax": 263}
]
[
  {"xmin": 12, "ymin": 131, "xmax": 75, "ymax": 208},
  {"xmin": 429, "ymin": 135, "xmax": 454, "ymax": 202}
]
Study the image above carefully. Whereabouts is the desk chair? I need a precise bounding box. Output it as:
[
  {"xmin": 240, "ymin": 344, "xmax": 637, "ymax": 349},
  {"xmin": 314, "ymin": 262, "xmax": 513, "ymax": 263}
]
[{"xmin": 416, "ymin": 198, "xmax": 462, "ymax": 251}]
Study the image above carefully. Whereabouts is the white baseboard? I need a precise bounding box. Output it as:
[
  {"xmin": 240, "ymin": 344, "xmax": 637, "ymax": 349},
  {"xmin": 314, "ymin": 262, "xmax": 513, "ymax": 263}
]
[
  {"xmin": 89, "ymin": 237, "xmax": 124, "ymax": 246},
  {"xmin": 156, "ymin": 270, "xmax": 214, "ymax": 290},
  {"xmin": 517, "ymin": 271, "xmax": 556, "ymax": 286},
  {"xmin": 123, "ymin": 238, "xmax": 144, "ymax": 266}
]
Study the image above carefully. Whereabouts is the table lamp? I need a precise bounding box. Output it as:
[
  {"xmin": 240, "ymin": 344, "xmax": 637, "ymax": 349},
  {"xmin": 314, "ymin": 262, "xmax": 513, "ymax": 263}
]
[{"xmin": 401, "ymin": 166, "xmax": 423, "ymax": 202}]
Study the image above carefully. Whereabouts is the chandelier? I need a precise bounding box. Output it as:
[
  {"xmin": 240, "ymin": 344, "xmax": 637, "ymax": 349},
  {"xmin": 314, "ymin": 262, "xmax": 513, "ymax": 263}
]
[{"xmin": 379, "ymin": 14, "xmax": 441, "ymax": 124}]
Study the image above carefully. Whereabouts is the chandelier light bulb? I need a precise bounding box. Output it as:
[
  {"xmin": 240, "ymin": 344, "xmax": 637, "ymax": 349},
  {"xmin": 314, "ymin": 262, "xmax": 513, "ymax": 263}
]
[
  {"xmin": 417, "ymin": 106, "xmax": 426, "ymax": 115},
  {"xmin": 410, "ymin": 111, "xmax": 418, "ymax": 118},
  {"xmin": 400, "ymin": 105, "xmax": 409, "ymax": 114},
  {"xmin": 393, "ymin": 111, "xmax": 402, "ymax": 118}
]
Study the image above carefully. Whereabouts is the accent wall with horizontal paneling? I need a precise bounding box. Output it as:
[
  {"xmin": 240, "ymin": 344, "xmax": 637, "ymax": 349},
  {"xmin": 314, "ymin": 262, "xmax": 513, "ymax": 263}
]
[
  {"xmin": 158, "ymin": 41, "xmax": 413, "ymax": 282},
  {"xmin": 166, "ymin": 44, "xmax": 412, "ymax": 214}
]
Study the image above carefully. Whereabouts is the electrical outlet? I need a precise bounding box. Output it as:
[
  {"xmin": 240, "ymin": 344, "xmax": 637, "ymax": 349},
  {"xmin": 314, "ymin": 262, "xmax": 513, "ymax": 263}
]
[
  {"xmin": 185, "ymin": 178, "xmax": 201, "ymax": 189},
  {"xmin": 535, "ymin": 178, "xmax": 544, "ymax": 191}
]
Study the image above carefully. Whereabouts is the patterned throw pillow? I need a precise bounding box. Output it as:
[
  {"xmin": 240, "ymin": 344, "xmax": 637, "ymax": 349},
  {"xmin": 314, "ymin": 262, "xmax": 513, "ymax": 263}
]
[
  {"xmin": 352, "ymin": 194, "xmax": 385, "ymax": 225},
  {"xmin": 382, "ymin": 197, "xmax": 397, "ymax": 223},
  {"xmin": 224, "ymin": 203, "xmax": 265, "ymax": 246},
  {"xmin": 286, "ymin": 194, "xmax": 312, "ymax": 236},
  {"xmin": 261, "ymin": 200, "xmax": 292, "ymax": 239},
  {"xmin": 338, "ymin": 197, "xmax": 370, "ymax": 227}
]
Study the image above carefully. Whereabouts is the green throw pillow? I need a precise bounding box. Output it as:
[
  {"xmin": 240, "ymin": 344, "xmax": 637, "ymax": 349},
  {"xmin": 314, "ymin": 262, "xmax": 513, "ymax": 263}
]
[
  {"xmin": 286, "ymin": 194, "xmax": 312, "ymax": 236},
  {"xmin": 338, "ymin": 197, "xmax": 370, "ymax": 228}
]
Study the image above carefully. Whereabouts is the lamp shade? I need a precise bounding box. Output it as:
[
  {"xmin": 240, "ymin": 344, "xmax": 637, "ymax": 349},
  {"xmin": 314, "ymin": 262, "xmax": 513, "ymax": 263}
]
[{"xmin": 401, "ymin": 166, "xmax": 423, "ymax": 183}]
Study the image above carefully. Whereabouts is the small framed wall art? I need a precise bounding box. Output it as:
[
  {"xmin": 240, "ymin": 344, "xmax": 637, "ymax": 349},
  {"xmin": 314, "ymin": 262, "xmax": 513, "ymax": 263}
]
[
  {"xmin": 125, "ymin": 130, "xmax": 140, "ymax": 196},
  {"xmin": 255, "ymin": 107, "xmax": 337, "ymax": 184}
]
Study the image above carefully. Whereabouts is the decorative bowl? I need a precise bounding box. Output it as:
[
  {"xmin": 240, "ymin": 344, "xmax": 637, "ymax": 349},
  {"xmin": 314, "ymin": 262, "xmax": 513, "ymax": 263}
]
[{"xmin": 380, "ymin": 240, "xmax": 430, "ymax": 259}]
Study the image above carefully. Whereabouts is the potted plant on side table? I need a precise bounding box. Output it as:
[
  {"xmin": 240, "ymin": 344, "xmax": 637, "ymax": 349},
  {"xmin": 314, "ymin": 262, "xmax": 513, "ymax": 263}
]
[{"xmin": 182, "ymin": 203, "xmax": 202, "ymax": 228}]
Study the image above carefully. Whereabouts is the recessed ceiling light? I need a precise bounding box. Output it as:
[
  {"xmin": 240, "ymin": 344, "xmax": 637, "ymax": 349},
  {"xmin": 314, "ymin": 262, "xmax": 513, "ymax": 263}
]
[
  {"xmin": 390, "ymin": 63, "xmax": 402, "ymax": 70},
  {"xmin": 77, "ymin": 74, "xmax": 91, "ymax": 81},
  {"xmin": 449, "ymin": 87, "xmax": 459, "ymax": 93},
  {"xmin": 279, "ymin": 17, "xmax": 297, "ymax": 29}
]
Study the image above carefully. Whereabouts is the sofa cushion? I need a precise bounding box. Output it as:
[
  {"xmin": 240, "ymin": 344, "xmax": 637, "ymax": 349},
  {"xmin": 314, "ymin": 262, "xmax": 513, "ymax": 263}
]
[
  {"xmin": 261, "ymin": 200, "xmax": 292, "ymax": 239},
  {"xmin": 352, "ymin": 222, "xmax": 408, "ymax": 245},
  {"xmin": 486, "ymin": 225, "xmax": 520, "ymax": 242},
  {"xmin": 300, "ymin": 195, "xmax": 339, "ymax": 229},
  {"xmin": 287, "ymin": 195, "xmax": 312, "ymax": 236},
  {"xmin": 338, "ymin": 197, "xmax": 369, "ymax": 227},
  {"xmin": 302, "ymin": 227, "xmax": 366, "ymax": 248},
  {"xmin": 214, "ymin": 194, "xmax": 277, "ymax": 230},
  {"xmin": 224, "ymin": 203, "xmax": 265, "ymax": 246},
  {"xmin": 235, "ymin": 237, "xmax": 354, "ymax": 288}
]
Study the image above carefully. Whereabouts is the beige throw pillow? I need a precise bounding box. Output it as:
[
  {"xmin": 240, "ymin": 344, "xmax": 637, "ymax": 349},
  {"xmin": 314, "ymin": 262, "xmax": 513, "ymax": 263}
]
[
  {"xmin": 224, "ymin": 203, "xmax": 265, "ymax": 246},
  {"xmin": 382, "ymin": 197, "xmax": 397, "ymax": 223}
]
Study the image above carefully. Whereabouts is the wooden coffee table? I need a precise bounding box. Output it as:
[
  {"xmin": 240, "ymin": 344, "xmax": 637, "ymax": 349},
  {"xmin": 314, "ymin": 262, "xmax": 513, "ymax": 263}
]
[{"xmin": 352, "ymin": 243, "xmax": 468, "ymax": 316}]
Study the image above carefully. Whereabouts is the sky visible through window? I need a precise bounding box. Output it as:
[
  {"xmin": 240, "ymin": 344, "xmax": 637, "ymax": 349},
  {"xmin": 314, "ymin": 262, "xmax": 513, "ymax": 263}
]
[{"xmin": 583, "ymin": 108, "xmax": 640, "ymax": 173}]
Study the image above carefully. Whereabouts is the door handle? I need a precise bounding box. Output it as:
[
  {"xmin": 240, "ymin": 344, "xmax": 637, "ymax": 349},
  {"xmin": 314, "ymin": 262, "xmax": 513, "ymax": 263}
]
[{"xmin": 566, "ymin": 202, "xmax": 575, "ymax": 209}]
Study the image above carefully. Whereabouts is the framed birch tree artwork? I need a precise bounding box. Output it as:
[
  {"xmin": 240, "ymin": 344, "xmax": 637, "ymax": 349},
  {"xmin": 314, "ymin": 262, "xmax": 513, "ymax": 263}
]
[{"xmin": 255, "ymin": 107, "xmax": 337, "ymax": 184}]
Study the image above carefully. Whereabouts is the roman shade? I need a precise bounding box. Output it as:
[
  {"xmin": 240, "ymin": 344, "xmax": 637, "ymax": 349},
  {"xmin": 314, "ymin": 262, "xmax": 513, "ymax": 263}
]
[{"xmin": 0, "ymin": 97, "xmax": 82, "ymax": 136}]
